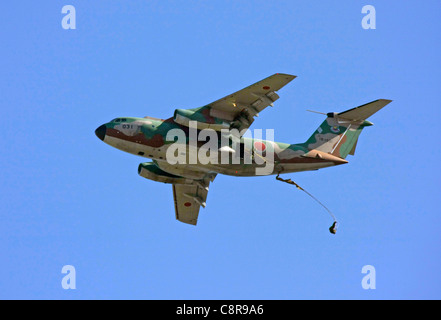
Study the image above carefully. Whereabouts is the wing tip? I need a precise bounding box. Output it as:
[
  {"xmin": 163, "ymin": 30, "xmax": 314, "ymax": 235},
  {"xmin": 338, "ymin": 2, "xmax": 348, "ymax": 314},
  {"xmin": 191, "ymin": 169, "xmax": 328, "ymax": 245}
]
[
  {"xmin": 275, "ymin": 73, "xmax": 297, "ymax": 79},
  {"xmin": 177, "ymin": 218, "xmax": 198, "ymax": 226}
]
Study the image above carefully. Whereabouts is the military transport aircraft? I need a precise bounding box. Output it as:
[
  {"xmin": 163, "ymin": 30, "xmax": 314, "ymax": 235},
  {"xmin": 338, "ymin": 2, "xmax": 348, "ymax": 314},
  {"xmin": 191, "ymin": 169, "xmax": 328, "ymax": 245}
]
[{"xmin": 95, "ymin": 73, "xmax": 391, "ymax": 226}]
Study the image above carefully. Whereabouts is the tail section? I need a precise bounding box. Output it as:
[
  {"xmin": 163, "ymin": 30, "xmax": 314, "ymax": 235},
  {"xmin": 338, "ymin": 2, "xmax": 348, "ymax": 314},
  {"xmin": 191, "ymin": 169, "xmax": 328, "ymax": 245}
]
[{"xmin": 302, "ymin": 99, "xmax": 392, "ymax": 159}]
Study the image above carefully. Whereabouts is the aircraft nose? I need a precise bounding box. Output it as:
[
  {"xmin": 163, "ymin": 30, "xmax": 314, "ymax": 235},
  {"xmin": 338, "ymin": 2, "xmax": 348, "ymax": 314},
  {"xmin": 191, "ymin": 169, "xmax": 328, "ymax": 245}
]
[{"xmin": 95, "ymin": 124, "xmax": 106, "ymax": 141}]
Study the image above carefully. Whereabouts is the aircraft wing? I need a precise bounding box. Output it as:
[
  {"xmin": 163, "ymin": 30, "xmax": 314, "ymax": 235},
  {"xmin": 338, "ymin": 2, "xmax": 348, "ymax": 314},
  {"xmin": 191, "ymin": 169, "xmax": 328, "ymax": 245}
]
[
  {"xmin": 172, "ymin": 183, "xmax": 210, "ymax": 226},
  {"xmin": 173, "ymin": 73, "xmax": 296, "ymax": 133},
  {"xmin": 208, "ymin": 73, "xmax": 296, "ymax": 113}
]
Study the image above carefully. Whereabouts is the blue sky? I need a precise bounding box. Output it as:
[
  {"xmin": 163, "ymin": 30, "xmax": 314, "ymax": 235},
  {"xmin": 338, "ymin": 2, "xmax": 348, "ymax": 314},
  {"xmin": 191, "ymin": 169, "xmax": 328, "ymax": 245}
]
[{"xmin": 1, "ymin": 1, "xmax": 440, "ymax": 299}]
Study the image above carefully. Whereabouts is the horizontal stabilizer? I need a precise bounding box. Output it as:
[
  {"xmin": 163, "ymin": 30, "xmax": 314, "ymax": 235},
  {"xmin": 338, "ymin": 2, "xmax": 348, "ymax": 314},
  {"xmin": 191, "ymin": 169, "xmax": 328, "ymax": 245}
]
[{"xmin": 338, "ymin": 99, "xmax": 392, "ymax": 121}]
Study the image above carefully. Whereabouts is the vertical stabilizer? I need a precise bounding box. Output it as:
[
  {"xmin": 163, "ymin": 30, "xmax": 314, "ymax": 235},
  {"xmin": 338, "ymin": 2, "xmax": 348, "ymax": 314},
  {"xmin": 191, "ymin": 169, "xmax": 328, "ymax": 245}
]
[{"xmin": 302, "ymin": 99, "xmax": 392, "ymax": 159}]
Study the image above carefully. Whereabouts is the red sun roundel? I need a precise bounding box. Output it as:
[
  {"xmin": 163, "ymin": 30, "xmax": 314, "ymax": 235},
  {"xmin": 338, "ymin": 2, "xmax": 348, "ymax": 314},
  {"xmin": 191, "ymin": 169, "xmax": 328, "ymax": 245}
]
[
  {"xmin": 263, "ymin": 86, "xmax": 271, "ymax": 90},
  {"xmin": 254, "ymin": 141, "xmax": 266, "ymax": 152},
  {"xmin": 184, "ymin": 202, "xmax": 192, "ymax": 207}
]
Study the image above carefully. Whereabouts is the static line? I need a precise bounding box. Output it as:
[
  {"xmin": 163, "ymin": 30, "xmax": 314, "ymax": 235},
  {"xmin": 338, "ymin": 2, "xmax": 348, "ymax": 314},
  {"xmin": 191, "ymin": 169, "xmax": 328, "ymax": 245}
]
[{"xmin": 276, "ymin": 174, "xmax": 338, "ymax": 234}]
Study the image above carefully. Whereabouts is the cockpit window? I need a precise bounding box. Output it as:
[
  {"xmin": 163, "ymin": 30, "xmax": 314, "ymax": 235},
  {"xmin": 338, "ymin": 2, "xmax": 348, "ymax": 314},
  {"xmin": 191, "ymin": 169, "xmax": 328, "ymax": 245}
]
[{"xmin": 111, "ymin": 118, "xmax": 128, "ymax": 123}]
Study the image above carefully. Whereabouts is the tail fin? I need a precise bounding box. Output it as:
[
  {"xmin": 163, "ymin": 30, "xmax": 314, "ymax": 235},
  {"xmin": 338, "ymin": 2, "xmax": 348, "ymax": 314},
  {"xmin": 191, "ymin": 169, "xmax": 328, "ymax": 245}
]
[{"xmin": 302, "ymin": 99, "xmax": 392, "ymax": 159}]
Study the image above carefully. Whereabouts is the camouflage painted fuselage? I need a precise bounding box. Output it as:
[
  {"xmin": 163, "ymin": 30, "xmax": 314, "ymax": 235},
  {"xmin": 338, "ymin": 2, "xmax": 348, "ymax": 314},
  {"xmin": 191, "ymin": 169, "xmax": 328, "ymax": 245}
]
[
  {"xmin": 94, "ymin": 91, "xmax": 391, "ymax": 226},
  {"xmin": 94, "ymin": 71, "xmax": 391, "ymax": 226},
  {"xmin": 95, "ymin": 115, "xmax": 350, "ymax": 179}
]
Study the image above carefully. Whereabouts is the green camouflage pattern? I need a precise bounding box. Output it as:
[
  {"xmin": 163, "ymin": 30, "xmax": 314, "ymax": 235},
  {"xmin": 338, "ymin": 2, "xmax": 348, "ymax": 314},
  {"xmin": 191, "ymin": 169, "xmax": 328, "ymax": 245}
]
[
  {"xmin": 97, "ymin": 99, "xmax": 391, "ymax": 178},
  {"xmin": 94, "ymin": 73, "xmax": 392, "ymax": 225}
]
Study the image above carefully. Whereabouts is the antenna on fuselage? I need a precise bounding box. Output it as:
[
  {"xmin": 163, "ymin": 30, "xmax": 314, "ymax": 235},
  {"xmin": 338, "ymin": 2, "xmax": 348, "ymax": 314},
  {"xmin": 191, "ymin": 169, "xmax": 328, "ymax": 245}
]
[{"xmin": 306, "ymin": 109, "xmax": 327, "ymax": 115}]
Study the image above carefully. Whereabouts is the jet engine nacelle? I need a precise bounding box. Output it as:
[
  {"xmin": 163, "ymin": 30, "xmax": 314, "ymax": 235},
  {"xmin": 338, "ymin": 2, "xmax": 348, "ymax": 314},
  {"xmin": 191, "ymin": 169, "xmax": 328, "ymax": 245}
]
[{"xmin": 138, "ymin": 162, "xmax": 193, "ymax": 185}]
